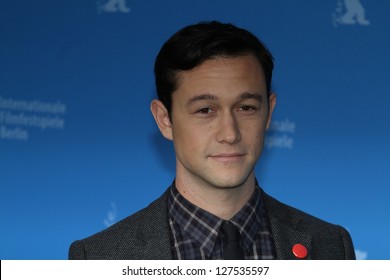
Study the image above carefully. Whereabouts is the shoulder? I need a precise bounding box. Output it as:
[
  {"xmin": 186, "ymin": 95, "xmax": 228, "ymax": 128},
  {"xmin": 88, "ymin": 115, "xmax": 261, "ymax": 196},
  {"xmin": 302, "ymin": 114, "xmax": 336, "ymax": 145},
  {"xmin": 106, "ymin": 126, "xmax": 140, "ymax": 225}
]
[
  {"xmin": 69, "ymin": 190, "xmax": 170, "ymax": 259},
  {"xmin": 263, "ymin": 191, "xmax": 336, "ymax": 229},
  {"xmin": 262, "ymin": 190, "xmax": 355, "ymax": 259},
  {"xmin": 262, "ymin": 191, "xmax": 337, "ymax": 230}
]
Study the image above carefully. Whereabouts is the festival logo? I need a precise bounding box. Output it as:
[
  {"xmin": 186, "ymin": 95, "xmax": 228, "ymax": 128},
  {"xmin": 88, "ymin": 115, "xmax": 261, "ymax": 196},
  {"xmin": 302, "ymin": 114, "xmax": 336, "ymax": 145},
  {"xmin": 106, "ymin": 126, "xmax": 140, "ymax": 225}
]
[
  {"xmin": 97, "ymin": 0, "xmax": 130, "ymax": 14},
  {"xmin": 103, "ymin": 202, "xmax": 117, "ymax": 227},
  {"xmin": 332, "ymin": 0, "xmax": 370, "ymax": 27},
  {"xmin": 0, "ymin": 96, "xmax": 67, "ymax": 141},
  {"xmin": 355, "ymin": 249, "xmax": 368, "ymax": 260}
]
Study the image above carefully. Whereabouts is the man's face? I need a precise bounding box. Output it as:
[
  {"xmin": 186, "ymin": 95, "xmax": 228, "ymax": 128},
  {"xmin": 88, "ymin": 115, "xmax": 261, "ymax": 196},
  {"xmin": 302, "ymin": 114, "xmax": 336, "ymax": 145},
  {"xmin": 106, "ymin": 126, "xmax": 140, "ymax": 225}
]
[{"xmin": 157, "ymin": 55, "xmax": 275, "ymax": 190}]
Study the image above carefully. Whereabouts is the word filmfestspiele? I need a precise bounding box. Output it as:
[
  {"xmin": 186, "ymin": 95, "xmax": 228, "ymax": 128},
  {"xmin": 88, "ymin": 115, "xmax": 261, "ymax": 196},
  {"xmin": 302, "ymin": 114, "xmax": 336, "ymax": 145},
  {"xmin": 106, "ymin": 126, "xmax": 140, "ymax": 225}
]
[{"xmin": 0, "ymin": 111, "xmax": 65, "ymax": 130}]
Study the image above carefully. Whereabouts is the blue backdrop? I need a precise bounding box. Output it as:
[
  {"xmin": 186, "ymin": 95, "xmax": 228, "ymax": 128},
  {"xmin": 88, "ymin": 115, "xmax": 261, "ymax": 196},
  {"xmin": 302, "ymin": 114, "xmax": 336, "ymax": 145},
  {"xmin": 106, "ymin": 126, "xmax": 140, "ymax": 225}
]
[{"xmin": 1, "ymin": 0, "xmax": 389, "ymax": 260}]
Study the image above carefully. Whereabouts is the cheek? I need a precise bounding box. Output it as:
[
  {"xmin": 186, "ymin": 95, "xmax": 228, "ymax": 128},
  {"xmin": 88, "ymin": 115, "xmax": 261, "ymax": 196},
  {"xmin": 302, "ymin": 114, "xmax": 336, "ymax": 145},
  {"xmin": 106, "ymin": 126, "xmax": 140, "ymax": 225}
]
[
  {"xmin": 173, "ymin": 122, "xmax": 205, "ymax": 149},
  {"xmin": 243, "ymin": 123, "xmax": 267, "ymax": 147},
  {"xmin": 243, "ymin": 119, "xmax": 266, "ymax": 135}
]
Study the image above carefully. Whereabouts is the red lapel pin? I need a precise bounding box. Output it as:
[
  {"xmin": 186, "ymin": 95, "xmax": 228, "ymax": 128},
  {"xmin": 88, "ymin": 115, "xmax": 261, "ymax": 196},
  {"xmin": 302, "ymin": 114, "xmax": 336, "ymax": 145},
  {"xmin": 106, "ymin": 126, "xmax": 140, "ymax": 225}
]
[{"xmin": 292, "ymin": 244, "xmax": 308, "ymax": 259}]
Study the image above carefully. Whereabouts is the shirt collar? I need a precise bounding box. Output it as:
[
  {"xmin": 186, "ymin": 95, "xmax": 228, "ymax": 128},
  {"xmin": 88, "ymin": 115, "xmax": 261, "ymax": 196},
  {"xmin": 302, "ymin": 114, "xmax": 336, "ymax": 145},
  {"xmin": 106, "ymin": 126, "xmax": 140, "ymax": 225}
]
[{"xmin": 168, "ymin": 182, "xmax": 264, "ymax": 256}]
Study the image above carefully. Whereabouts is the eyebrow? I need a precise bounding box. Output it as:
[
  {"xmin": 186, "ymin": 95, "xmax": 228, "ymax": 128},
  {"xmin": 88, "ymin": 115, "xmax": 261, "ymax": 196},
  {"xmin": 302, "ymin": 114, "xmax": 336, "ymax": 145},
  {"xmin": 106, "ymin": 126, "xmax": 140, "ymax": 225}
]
[
  {"xmin": 239, "ymin": 92, "xmax": 263, "ymax": 103},
  {"xmin": 186, "ymin": 92, "xmax": 263, "ymax": 106},
  {"xmin": 186, "ymin": 94, "xmax": 217, "ymax": 106}
]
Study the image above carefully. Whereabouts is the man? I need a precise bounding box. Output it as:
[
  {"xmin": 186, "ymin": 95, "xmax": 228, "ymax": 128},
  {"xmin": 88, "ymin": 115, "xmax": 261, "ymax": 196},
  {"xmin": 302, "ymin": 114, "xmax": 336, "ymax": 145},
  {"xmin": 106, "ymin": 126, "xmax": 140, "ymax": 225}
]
[{"xmin": 69, "ymin": 21, "xmax": 355, "ymax": 260}]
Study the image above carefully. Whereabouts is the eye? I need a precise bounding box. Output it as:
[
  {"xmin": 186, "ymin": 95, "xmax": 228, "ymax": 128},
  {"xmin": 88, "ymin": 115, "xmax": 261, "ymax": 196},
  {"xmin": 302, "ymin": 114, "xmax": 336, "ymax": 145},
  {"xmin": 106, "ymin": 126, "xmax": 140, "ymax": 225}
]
[
  {"xmin": 196, "ymin": 108, "xmax": 214, "ymax": 114},
  {"xmin": 239, "ymin": 105, "xmax": 257, "ymax": 112}
]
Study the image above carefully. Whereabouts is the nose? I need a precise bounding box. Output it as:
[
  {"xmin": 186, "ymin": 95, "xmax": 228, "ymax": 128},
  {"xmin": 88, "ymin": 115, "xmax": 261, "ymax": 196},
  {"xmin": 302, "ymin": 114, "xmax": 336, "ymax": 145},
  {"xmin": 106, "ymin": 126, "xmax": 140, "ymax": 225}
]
[{"xmin": 216, "ymin": 111, "xmax": 241, "ymax": 144}]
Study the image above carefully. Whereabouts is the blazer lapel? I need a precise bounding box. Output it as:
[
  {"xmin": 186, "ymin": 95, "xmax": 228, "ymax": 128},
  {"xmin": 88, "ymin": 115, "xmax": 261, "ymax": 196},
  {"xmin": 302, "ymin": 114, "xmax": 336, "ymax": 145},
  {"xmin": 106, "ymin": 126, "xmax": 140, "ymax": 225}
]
[
  {"xmin": 269, "ymin": 215, "xmax": 313, "ymax": 259},
  {"xmin": 137, "ymin": 189, "xmax": 173, "ymax": 260},
  {"xmin": 262, "ymin": 190, "xmax": 313, "ymax": 260}
]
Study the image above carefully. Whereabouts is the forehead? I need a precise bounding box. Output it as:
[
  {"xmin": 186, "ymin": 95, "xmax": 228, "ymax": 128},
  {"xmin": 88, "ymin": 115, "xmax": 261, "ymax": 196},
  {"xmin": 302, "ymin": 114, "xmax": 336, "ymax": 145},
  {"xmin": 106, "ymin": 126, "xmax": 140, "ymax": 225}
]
[
  {"xmin": 183, "ymin": 54, "xmax": 263, "ymax": 78},
  {"xmin": 173, "ymin": 55, "xmax": 267, "ymax": 98}
]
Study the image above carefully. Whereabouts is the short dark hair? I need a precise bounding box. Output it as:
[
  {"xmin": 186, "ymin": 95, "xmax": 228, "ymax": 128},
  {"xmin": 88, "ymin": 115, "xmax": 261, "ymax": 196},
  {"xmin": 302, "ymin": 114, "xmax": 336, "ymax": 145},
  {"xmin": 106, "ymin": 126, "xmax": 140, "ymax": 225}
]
[{"xmin": 154, "ymin": 21, "xmax": 274, "ymax": 117}]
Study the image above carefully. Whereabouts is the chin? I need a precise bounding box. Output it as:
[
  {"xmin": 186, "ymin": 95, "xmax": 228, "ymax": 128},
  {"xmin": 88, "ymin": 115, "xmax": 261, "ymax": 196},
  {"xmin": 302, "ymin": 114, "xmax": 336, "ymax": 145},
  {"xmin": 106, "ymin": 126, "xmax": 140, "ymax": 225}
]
[{"xmin": 209, "ymin": 175, "xmax": 250, "ymax": 190}]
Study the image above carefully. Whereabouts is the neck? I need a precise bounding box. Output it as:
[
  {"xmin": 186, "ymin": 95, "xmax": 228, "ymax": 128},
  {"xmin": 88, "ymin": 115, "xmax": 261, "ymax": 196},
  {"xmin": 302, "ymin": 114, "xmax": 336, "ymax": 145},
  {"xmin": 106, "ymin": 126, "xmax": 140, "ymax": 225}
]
[{"xmin": 175, "ymin": 174, "xmax": 256, "ymax": 220}]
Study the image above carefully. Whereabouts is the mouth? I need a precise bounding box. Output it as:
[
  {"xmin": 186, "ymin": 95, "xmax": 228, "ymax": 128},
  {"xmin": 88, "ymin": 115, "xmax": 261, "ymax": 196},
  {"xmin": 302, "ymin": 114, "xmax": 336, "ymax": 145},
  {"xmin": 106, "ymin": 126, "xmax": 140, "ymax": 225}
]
[{"xmin": 209, "ymin": 153, "xmax": 245, "ymax": 163}]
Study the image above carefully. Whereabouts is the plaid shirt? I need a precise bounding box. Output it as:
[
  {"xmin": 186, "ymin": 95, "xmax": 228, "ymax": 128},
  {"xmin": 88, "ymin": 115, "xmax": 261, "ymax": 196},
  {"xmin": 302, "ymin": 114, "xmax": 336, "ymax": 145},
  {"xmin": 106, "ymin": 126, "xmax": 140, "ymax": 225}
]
[{"xmin": 168, "ymin": 183, "xmax": 275, "ymax": 260}]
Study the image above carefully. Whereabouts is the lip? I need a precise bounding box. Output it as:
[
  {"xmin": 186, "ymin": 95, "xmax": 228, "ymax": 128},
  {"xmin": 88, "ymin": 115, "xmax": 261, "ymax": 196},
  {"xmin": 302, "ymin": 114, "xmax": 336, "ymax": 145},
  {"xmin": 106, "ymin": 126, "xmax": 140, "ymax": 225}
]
[{"xmin": 209, "ymin": 153, "xmax": 245, "ymax": 162}]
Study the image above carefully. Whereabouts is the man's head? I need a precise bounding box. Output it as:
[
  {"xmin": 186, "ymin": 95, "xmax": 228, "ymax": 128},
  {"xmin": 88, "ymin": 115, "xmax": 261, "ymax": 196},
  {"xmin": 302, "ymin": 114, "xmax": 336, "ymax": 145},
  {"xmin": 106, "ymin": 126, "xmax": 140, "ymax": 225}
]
[
  {"xmin": 154, "ymin": 21, "xmax": 274, "ymax": 119},
  {"xmin": 151, "ymin": 21, "xmax": 276, "ymax": 193}
]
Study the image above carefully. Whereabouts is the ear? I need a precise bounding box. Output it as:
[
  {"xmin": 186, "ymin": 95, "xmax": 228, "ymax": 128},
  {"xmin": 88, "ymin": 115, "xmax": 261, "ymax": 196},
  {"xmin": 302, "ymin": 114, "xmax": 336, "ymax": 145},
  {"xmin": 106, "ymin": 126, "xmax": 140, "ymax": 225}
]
[
  {"xmin": 150, "ymin": 99, "xmax": 173, "ymax": 141},
  {"xmin": 266, "ymin": 92, "xmax": 276, "ymax": 130}
]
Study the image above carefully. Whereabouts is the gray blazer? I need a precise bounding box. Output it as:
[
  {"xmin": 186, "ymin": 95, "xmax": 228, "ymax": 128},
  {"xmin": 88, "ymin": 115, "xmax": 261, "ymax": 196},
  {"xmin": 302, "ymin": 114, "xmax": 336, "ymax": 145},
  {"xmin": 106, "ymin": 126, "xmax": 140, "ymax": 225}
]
[{"xmin": 69, "ymin": 189, "xmax": 355, "ymax": 260}]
